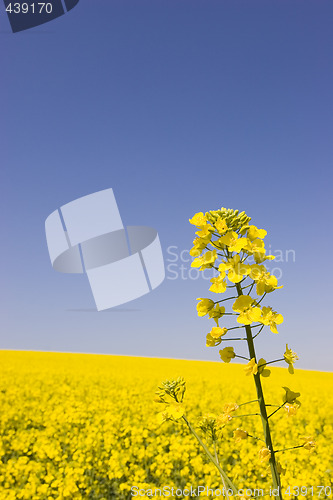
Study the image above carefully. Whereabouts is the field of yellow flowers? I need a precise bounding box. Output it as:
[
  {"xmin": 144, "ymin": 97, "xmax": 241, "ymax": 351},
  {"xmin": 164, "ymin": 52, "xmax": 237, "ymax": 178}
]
[{"xmin": 0, "ymin": 351, "xmax": 332, "ymax": 499}]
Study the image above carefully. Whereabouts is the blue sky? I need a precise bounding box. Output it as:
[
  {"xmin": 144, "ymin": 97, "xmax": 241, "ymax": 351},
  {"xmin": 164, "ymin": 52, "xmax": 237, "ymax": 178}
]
[{"xmin": 1, "ymin": 0, "xmax": 332, "ymax": 371}]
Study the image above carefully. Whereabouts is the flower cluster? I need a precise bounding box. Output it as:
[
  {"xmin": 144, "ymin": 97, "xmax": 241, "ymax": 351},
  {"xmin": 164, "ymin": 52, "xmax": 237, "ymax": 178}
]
[
  {"xmin": 155, "ymin": 378, "xmax": 186, "ymax": 424},
  {"xmin": 191, "ymin": 208, "xmax": 298, "ymax": 377},
  {"xmin": 188, "ymin": 207, "xmax": 310, "ymax": 494}
]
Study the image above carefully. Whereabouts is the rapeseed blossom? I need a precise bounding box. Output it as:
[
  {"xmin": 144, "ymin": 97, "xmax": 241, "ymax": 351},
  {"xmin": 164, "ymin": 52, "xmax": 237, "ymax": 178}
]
[{"xmin": 0, "ymin": 351, "xmax": 330, "ymax": 499}]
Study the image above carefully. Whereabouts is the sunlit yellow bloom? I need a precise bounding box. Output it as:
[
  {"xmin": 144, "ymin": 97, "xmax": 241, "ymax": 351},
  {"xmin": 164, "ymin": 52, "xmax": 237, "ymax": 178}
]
[
  {"xmin": 256, "ymin": 253, "xmax": 275, "ymax": 263},
  {"xmin": 189, "ymin": 212, "xmax": 207, "ymax": 227},
  {"xmin": 282, "ymin": 386, "xmax": 301, "ymax": 405},
  {"xmin": 258, "ymin": 447, "xmax": 271, "ymax": 462},
  {"xmin": 206, "ymin": 332, "xmax": 222, "ymax": 347},
  {"xmin": 209, "ymin": 273, "xmax": 227, "ymax": 293},
  {"xmin": 247, "ymin": 225, "xmax": 267, "ymax": 241},
  {"xmin": 233, "ymin": 295, "xmax": 262, "ymax": 325},
  {"xmin": 260, "ymin": 306, "xmax": 283, "ymax": 333},
  {"xmin": 196, "ymin": 225, "xmax": 213, "ymax": 238},
  {"xmin": 190, "ymin": 236, "xmax": 211, "ymax": 257},
  {"xmin": 209, "ymin": 327, "xmax": 228, "ymax": 339},
  {"xmin": 219, "ymin": 347, "xmax": 236, "ymax": 363},
  {"xmin": 284, "ymin": 344, "xmax": 299, "ymax": 374},
  {"xmin": 244, "ymin": 238, "xmax": 275, "ymax": 263},
  {"xmin": 249, "ymin": 265, "xmax": 283, "ymax": 295},
  {"xmin": 244, "ymin": 237, "xmax": 265, "ymax": 255},
  {"xmin": 276, "ymin": 460, "xmax": 286, "ymax": 475},
  {"xmin": 206, "ymin": 327, "xmax": 227, "ymax": 346},
  {"xmin": 208, "ymin": 303, "xmax": 225, "ymax": 325},
  {"xmin": 302, "ymin": 436, "xmax": 316, "ymax": 452},
  {"xmin": 191, "ymin": 250, "xmax": 217, "ymax": 270},
  {"xmin": 233, "ymin": 428, "xmax": 248, "ymax": 442},
  {"xmin": 219, "ymin": 255, "xmax": 251, "ymax": 284},
  {"xmin": 244, "ymin": 358, "xmax": 258, "ymax": 376},
  {"xmin": 157, "ymin": 403, "xmax": 184, "ymax": 424},
  {"xmin": 284, "ymin": 403, "xmax": 300, "ymax": 417},
  {"xmin": 196, "ymin": 298, "xmax": 215, "ymax": 317},
  {"xmin": 214, "ymin": 219, "xmax": 228, "ymax": 234},
  {"xmin": 156, "ymin": 410, "xmax": 169, "ymax": 424},
  {"xmin": 257, "ymin": 358, "xmax": 271, "ymax": 377},
  {"xmin": 218, "ymin": 231, "xmax": 248, "ymax": 253},
  {"xmin": 216, "ymin": 413, "xmax": 232, "ymax": 426},
  {"xmin": 223, "ymin": 402, "xmax": 239, "ymax": 414}
]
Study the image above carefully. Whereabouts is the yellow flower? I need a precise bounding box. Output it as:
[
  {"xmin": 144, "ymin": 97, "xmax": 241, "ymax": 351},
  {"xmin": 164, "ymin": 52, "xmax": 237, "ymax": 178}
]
[
  {"xmin": 233, "ymin": 295, "xmax": 262, "ymax": 325},
  {"xmin": 206, "ymin": 332, "xmax": 222, "ymax": 347},
  {"xmin": 244, "ymin": 238, "xmax": 275, "ymax": 263},
  {"xmin": 156, "ymin": 410, "xmax": 169, "ymax": 425},
  {"xmin": 218, "ymin": 231, "xmax": 248, "ymax": 253},
  {"xmin": 244, "ymin": 237, "xmax": 266, "ymax": 256},
  {"xmin": 189, "ymin": 212, "xmax": 207, "ymax": 227},
  {"xmin": 209, "ymin": 273, "xmax": 227, "ymax": 293},
  {"xmin": 190, "ymin": 236, "xmax": 211, "ymax": 257},
  {"xmin": 257, "ymin": 358, "xmax": 271, "ymax": 377},
  {"xmin": 214, "ymin": 219, "xmax": 228, "ymax": 235},
  {"xmin": 191, "ymin": 250, "xmax": 217, "ymax": 270},
  {"xmin": 209, "ymin": 327, "xmax": 228, "ymax": 339},
  {"xmin": 195, "ymin": 225, "xmax": 213, "ymax": 238},
  {"xmin": 259, "ymin": 306, "xmax": 283, "ymax": 333},
  {"xmin": 206, "ymin": 327, "xmax": 226, "ymax": 347},
  {"xmin": 247, "ymin": 225, "xmax": 267, "ymax": 241},
  {"xmin": 216, "ymin": 413, "xmax": 232, "ymax": 427},
  {"xmin": 196, "ymin": 298, "xmax": 215, "ymax": 317},
  {"xmin": 208, "ymin": 303, "xmax": 225, "ymax": 325},
  {"xmin": 219, "ymin": 255, "xmax": 251, "ymax": 284},
  {"xmin": 233, "ymin": 428, "xmax": 248, "ymax": 442},
  {"xmin": 219, "ymin": 347, "xmax": 236, "ymax": 363},
  {"xmin": 223, "ymin": 402, "xmax": 239, "ymax": 414},
  {"xmin": 302, "ymin": 436, "xmax": 316, "ymax": 452},
  {"xmin": 282, "ymin": 386, "xmax": 301, "ymax": 405},
  {"xmin": 284, "ymin": 403, "xmax": 300, "ymax": 417},
  {"xmin": 157, "ymin": 403, "xmax": 185, "ymax": 424},
  {"xmin": 249, "ymin": 265, "xmax": 283, "ymax": 295},
  {"xmin": 284, "ymin": 344, "xmax": 299, "ymax": 374},
  {"xmin": 276, "ymin": 460, "xmax": 286, "ymax": 475},
  {"xmin": 168, "ymin": 403, "xmax": 185, "ymax": 419},
  {"xmin": 258, "ymin": 447, "xmax": 271, "ymax": 462},
  {"xmin": 244, "ymin": 358, "xmax": 258, "ymax": 376}
]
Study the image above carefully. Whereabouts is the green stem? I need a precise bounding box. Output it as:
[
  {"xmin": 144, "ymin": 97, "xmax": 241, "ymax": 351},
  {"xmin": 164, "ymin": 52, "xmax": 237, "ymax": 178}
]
[
  {"xmin": 219, "ymin": 337, "xmax": 246, "ymax": 341},
  {"xmin": 215, "ymin": 296, "xmax": 237, "ymax": 303},
  {"xmin": 268, "ymin": 403, "xmax": 286, "ymax": 419},
  {"xmin": 182, "ymin": 416, "xmax": 238, "ymax": 494},
  {"xmin": 247, "ymin": 433, "xmax": 266, "ymax": 444},
  {"xmin": 258, "ymin": 358, "xmax": 284, "ymax": 368},
  {"xmin": 213, "ymin": 441, "xmax": 230, "ymax": 500},
  {"xmin": 238, "ymin": 399, "xmax": 259, "ymax": 407},
  {"xmin": 255, "ymin": 292, "xmax": 267, "ymax": 306},
  {"xmin": 275, "ymin": 445, "xmax": 304, "ymax": 453},
  {"xmin": 233, "ymin": 413, "xmax": 260, "ymax": 418},
  {"xmin": 252, "ymin": 325, "xmax": 265, "ymax": 339},
  {"xmin": 236, "ymin": 282, "xmax": 283, "ymax": 498}
]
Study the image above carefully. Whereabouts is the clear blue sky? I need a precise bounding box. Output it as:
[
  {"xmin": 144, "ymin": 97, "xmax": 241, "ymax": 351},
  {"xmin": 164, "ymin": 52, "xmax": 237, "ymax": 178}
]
[{"xmin": 1, "ymin": 0, "xmax": 332, "ymax": 371}]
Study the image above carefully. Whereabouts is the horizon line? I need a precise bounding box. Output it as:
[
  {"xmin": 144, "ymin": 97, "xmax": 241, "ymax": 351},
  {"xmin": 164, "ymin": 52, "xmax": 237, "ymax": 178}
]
[{"xmin": 0, "ymin": 348, "xmax": 332, "ymax": 374}]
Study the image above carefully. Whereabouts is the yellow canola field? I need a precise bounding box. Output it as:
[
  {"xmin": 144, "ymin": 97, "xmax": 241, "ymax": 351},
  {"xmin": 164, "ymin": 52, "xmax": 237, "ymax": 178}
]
[{"xmin": 0, "ymin": 351, "xmax": 332, "ymax": 500}]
